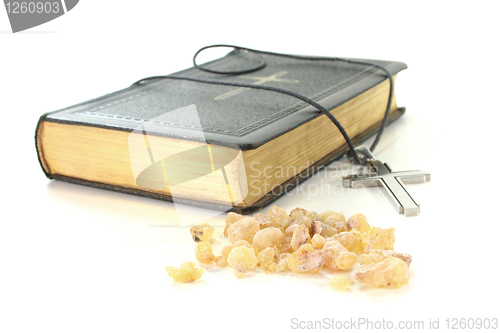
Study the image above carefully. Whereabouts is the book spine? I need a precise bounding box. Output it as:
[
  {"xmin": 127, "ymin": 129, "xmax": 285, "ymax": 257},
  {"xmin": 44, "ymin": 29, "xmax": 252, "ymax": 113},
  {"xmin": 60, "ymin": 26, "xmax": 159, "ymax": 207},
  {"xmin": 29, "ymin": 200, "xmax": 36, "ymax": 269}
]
[{"xmin": 35, "ymin": 115, "xmax": 53, "ymax": 179}]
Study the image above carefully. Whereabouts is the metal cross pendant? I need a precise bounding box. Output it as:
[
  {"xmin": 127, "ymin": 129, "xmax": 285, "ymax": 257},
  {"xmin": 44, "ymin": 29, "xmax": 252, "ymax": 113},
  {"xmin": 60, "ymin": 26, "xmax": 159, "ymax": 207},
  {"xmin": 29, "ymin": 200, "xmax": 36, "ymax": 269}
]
[{"xmin": 342, "ymin": 146, "xmax": 430, "ymax": 216}]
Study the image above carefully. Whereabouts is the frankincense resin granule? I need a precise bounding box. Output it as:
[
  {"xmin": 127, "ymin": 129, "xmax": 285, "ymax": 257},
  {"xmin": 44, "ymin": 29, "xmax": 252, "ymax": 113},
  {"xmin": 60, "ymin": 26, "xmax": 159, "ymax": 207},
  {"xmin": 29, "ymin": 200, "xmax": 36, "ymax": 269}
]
[
  {"xmin": 165, "ymin": 206, "xmax": 412, "ymax": 288},
  {"xmin": 164, "ymin": 262, "xmax": 204, "ymax": 283}
]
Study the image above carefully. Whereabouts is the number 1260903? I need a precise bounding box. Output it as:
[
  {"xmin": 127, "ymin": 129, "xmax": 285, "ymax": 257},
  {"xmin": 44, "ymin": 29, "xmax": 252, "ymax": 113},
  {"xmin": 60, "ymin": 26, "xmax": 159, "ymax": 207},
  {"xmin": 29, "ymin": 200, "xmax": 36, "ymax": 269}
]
[
  {"xmin": 5, "ymin": 2, "xmax": 61, "ymax": 14},
  {"xmin": 446, "ymin": 318, "xmax": 498, "ymax": 330}
]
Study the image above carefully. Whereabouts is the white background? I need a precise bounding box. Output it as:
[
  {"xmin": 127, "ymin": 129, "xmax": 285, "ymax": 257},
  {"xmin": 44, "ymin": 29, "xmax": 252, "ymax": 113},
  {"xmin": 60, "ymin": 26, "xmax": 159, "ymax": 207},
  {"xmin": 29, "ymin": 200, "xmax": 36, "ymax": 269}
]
[{"xmin": 1, "ymin": 1, "xmax": 499, "ymax": 332}]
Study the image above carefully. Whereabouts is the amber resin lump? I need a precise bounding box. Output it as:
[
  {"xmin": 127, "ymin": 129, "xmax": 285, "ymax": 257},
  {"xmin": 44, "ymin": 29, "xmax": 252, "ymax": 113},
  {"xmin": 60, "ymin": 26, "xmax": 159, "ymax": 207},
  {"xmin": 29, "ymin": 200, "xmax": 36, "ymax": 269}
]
[
  {"xmin": 253, "ymin": 213, "xmax": 274, "ymax": 229},
  {"xmin": 256, "ymin": 247, "xmax": 277, "ymax": 273},
  {"xmin": 332, "ymin": 229, "xmax": 367, "ymax": 255},
  {"xmin": 346, "ymin": 213, "xmax": 371, "ymax": 233},
  {"xmin": 214, "ymin": 255, "xmax": 228, "ymax": 267},
  {"xmin": 289, "ymin": 207, "xmax": 307, "ymax": 221},
  {"xmin": 224, "ymin": 212, "xmax": 244, "ymax": 236},
  {"xmin": 359, "ymin": 249, "xmax": 412, "ymax": 267},
  {"xmin": 266, "ymin": 205, "xmax": 289, "ymax": 227},
  {"xmin": 311, "ymin": 234, "xmax": 327, "ymax": 249},
  {"xmin": 290, "ymin": 224, "xmax": 311, "ymax": 251},
  {"xmin": 165, "ymin": 262, "xmax": 204, "ymax": 283},
  {"xmin": 195, "ymin": 241, "xmax": 215, "ymax": 264},
  {"xmin": 287, "ymin": 244, "xmax": 325, "ymax": 274},
  {"xmin": 324, "ymin": 212, "xmax": 348, "ymax": 233},
  {"xmin": 227, "ymin": 246, "xmax": 258, "ymax": 276},
  {"xmin": 363, "ymin": 226, "xmax": 395, "ymax": 253},
  {"xmin": 323, "ymin": 239, "xmax": 357, "ymax": 271},
  {"xmin": 329, "ymin": 276, "xmax": 353, "ymax": 291},
  {"xmin": 355, "ymin": 257, "xmax": 409, "ymax": 288},
  {"xmin": 276, "ymin": 253, "xmax": 291, "ymax": 272},
  {"xmin": 190, "ymin": 223, "xmax": 215, "ymax": 243},
  {"xmin": 253, "ymin": 227, "xmax": 286, "ymax": 251},
  {"xmin": 227, "ymin": 217, "xmax": 260, "ymax": 244}
]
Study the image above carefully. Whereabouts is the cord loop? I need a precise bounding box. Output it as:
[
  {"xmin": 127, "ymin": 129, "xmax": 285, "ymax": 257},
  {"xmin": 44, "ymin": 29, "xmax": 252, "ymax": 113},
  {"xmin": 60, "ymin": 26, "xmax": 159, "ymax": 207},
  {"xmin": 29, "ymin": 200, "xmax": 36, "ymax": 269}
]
[
  {"xmin": 134, "ymin": 45, "xmax": 394, "ymax": 165},
  {"xmin": 193, "ymin": 45, "xmax": 266, "ymax": 75}
]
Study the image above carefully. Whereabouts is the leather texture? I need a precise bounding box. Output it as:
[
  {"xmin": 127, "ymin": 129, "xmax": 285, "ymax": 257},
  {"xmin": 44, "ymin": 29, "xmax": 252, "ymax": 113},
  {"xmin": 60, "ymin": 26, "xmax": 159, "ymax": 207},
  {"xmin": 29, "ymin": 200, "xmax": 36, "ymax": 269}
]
[{"xmin": 40, "ymin": 51, "xmax": 407, "ymax": 150}]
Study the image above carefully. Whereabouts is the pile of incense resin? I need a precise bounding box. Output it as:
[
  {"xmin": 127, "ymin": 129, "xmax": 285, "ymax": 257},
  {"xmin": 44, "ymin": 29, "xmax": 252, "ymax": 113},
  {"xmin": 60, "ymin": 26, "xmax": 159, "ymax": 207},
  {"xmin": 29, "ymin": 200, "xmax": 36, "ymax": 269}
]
[{"xmin": 165, "ymin": 205, "xmax": 412, "ymax": 289}]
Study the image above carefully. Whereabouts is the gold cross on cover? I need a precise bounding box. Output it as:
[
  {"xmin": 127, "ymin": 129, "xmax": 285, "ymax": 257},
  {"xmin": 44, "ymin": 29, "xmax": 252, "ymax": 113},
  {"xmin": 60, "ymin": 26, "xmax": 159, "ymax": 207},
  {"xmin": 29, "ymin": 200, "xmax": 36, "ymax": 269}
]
[{"xmin": 214, "ymin": 71, "xmax": 299, "ymax": 100}]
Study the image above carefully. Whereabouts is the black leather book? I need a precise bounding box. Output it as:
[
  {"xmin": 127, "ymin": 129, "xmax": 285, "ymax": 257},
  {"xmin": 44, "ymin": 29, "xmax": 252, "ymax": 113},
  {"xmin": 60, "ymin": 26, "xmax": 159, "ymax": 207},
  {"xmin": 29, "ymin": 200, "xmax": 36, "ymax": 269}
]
[{"xmin": 35, "ymin": 50, "xmax": 407, "ymax": 214}]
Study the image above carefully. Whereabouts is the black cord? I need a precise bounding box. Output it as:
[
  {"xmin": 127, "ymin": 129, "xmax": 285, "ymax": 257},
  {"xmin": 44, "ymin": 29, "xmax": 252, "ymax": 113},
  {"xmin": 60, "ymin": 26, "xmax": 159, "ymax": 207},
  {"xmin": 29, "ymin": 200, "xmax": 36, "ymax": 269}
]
[{"xmin": 134, "ymin": 44, "xmax": 394, "ymax": 165}]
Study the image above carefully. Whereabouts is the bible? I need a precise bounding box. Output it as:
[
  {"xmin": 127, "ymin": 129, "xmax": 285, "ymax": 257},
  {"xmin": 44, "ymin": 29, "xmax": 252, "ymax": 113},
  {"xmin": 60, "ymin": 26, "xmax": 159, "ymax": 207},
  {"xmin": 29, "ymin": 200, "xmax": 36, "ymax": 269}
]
[{"xmin": 35, "ymin": 49, "xmax": 407, "ymax": 214}]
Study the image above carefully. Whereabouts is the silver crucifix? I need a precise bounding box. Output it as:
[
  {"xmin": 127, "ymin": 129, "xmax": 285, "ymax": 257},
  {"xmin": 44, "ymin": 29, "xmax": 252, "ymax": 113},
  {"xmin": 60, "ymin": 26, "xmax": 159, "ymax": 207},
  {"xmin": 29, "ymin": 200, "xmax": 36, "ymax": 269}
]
[{"xmin": 343, "ymin": 146, "xmax": 430, "ymax": 216}]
